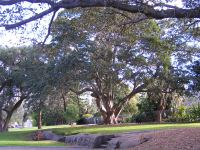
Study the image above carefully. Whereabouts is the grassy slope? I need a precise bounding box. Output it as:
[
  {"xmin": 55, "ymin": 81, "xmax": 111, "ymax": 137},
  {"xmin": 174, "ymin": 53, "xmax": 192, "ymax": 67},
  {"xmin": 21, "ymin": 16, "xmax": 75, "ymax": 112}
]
[
  {"xmin": 1, "ymin": 123, "xmax": 200, "ymax": 146},
  {"xmin": 0, "ymin": 126, "xmax": 67, "ymax": 146},
  {"xmin": 52, "ymin": 123, "xmax": 200, "ymax": 135}
]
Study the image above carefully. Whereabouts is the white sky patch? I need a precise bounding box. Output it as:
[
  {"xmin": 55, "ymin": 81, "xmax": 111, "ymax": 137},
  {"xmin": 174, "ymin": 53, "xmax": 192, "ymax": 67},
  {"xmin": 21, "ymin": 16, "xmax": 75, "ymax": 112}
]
[
  {"xmin": 169, "ymin": 0, "xmax": 184, "ymax": 8},
  {"xmin": 0, "ymin": 0, "xmax": 186, "ymax": 47},
  {"xmin": 0, "ymin": 3, "xmax": 59, "ymax": 47},
  {"xmin": 0, "ymin": 14, "xmax": 54, "ymax": 47}
]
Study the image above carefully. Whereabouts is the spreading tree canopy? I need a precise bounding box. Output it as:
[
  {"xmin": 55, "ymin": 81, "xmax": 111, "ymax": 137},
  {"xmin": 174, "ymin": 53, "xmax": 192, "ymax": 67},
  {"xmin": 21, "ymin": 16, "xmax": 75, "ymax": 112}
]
[
  {"xmin": 48, "ymin": 8, "xmax": 186, "ymax": 124},
  {"xmin": 1, "ymin": 0, "xmax": 200, "ymax": 31}
]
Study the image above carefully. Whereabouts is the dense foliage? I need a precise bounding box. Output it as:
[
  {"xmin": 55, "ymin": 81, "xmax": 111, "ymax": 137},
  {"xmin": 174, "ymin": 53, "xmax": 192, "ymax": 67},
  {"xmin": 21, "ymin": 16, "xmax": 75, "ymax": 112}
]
[{"xmin": 0, "ymin": 1, "xmax": 200, "ymax": 129}]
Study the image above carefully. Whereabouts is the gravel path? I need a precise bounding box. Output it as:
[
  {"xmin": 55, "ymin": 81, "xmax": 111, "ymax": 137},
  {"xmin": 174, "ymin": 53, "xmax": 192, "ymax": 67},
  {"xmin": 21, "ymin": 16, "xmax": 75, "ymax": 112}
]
[{"xmin": 132, "ymin": 128, "xmax": 200, "ymax": 150}]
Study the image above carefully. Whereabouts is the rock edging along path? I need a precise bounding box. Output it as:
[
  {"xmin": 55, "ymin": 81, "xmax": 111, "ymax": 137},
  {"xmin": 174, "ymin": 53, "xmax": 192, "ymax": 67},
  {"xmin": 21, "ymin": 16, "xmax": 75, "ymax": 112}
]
[
  {"xmin": 42, "ymin": 131, "xmax": 115, "ymax": 148},
  {"xmin": 106, "ymin": 131, "xmax": 153, "ymax": 149},
  {"xmin": 65, "ymin": 133, "xmax": 115, "ymax": 148},
  {"xmin": 41, "ymin": 130, "xmax": 154, "ymax": 149}
]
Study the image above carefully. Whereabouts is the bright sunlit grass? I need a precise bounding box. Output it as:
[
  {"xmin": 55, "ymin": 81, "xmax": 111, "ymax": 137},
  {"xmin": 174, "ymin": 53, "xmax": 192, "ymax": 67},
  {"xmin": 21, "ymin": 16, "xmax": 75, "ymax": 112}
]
[
  {"xmin": 52, "ymin": 123, "xmax": 200, "ymax": 135},
  {"xmin": 2, "ymin": 123, "xmax": 200, "ymax": 146},
  {"xmin": 0, "ymin": 125, "xmax": 67, "ymax": 146}
]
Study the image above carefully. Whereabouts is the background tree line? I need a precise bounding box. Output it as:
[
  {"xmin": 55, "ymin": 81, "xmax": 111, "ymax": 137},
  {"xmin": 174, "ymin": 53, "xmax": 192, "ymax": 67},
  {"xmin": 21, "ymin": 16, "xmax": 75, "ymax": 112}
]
[{"xmin": 0, "ymin": 2, "xmax": 200, "ymax": 131}]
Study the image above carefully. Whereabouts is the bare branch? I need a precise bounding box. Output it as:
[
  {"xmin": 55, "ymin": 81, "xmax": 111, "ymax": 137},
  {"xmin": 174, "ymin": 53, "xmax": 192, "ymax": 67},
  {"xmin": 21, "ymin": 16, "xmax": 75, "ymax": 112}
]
[
  {"xmin": 2, "ymin": 7, "xmax": 55, "ymax": 30},
  {"xmin": 2, "ymin": 108, "xmax": 9, "ymax": 113},
  {"xmin": 184, "ymin": 20, "xmax": 200, "ymax": 32},
  {"xmin": 2, "ymin": 0, "xmax": 200, "ymax": 30},
  {"xmin": 0, "ymin": 0, "xmax": 55, "ymax": 6},
  {"xmin": 42, "ymin": 10, "xmax": 57, "ymax": 45},
  {"xmin": 113, "ymin": 83, "xmax": 146, "ymax": 110}
]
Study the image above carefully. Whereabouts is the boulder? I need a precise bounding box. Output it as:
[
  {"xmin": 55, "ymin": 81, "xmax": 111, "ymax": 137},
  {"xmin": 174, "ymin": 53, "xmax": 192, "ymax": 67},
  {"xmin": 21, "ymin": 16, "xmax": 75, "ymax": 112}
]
[
  {"xmin": 43, "ymin": 131, "xmax": 64, "ymax": 141},
  {"xmin": 65, "ymin": 134, "xmax": 115, "ymax": 148},
  {"xmin": 106, "ymin": 133, "xmax": 151, "ymax": 149},
  {"xmin": 32, "ymin": 131, "xmax": 45, "ymax": 141}
]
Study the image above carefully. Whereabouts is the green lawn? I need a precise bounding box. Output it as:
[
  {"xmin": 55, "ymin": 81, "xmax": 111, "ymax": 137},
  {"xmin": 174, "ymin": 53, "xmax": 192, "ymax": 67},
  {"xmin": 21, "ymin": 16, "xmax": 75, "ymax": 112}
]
[
  {"xmin": 0, "ymin": 126, "xmax": 67, "ymax": 146},
  {"xmin": 52, "ymin": 123, "xmax": 200, "ymax": 135},
  {"xmin": 1, "ymin": 123, "xmax": 200, "ymax": 146}
]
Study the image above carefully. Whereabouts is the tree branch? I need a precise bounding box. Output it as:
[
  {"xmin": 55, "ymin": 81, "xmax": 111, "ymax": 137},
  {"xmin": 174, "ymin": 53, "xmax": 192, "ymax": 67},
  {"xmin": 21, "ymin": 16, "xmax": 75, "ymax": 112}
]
[
  {"xmin": 0, "ymin": 0, "xmax": 55, "ymax": 6},
  {"xmin": 10, "ymin": 92, "xmax": 30, "ymax": 113},
  {"xmin": 2, "ymin": 7, "xmax": 56, "ymax": 30},
  {"xmin": 113, "ymin": 83, "xmax": 146, "ymax": 111},
  {"xmin": 42, "ymin": 10, "xmax": 58, "ymax": 45},
  {"xmin": 2, "ymin": 0, "xmax": 200, "ymax": 30},
  {"xmin": 2, "ymin": 108, "xmax": 9, "ymax": 113}
]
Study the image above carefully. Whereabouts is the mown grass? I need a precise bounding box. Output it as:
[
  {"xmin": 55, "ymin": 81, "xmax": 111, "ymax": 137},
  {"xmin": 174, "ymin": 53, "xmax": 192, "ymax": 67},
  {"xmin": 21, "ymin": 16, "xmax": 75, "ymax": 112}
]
[
  {"xmin": 0, "ymin": 125, "xmax": 67, "ymax": 146},
  {"xmin": 1, "ymin": 123, "xmax": 200, "ymax": 146},
  {"xmin": 52, "ymin": 123, "xmax": 200, "ymax": 135}
]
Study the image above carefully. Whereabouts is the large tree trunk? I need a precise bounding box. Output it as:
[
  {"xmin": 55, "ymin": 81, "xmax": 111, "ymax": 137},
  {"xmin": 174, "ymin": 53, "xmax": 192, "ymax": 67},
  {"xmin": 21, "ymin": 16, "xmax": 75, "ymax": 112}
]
[
  {"xmin": 3, "ymin": 96, "xmax": 26, "ymax": 131},
  {"xmin": 155, "ymin": 110, "xmax": 163, "ymax": 122},
  {"xmin": 3, "ymin": 102, "xmax": 23, "ymax": 132},
  {"xmin": 155, "ymin": 101, "xmax": 165, "ymax": 122},
  {"xmin": 102, "ymin": 112, "xmax": 118, "ymax": 124},
  {"xmin": 61, "ymin": 93, "xmax": 67, "ymax": 112},
  {"xmin": 100, "ymin": 105, "xmax": 122, "ymax": 125},
  {"xmin": 94, "ymin": 94, "xmax": 125, "ymax": 125},
  {"xmin": 0, "ymin": 90, "xmax": 28, "ymax": 132},
  {"xmin": 95, "ymin": 97, "xmax": 118, "ymax": 124},
  {"xmin": 0, "ymin": 110, "xmax": 4, "ymax": 132},
  {"xmin": 2, "ymin": 112, "xmax": 12, "ymax": 131},
  {"xmin": 0, "ymin": 120, "xmax": 3, "ymax": 132},
  {"xmin": 37, "ymin": 110, "xmax": 42, "ymax": 129}
]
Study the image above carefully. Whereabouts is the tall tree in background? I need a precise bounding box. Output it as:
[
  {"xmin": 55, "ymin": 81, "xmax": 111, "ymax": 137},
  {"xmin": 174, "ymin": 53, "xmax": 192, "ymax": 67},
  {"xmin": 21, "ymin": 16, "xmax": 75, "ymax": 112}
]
[
  {"xmin": 0, "ymin": 48, "xmax": 32, "ymax": 131},
  {"xmin": 48, "ymin": 9, "xmax": 179, "ymax": 124},
  {"xmin": 0, "ymin": 47, "xmax": 52, "ymax": 131},
  {"xmin": 146, "ymin": 70, "xmax": 187, "ymax": 122},
  {"xmin": 141, "ymin": 28, "xmax": 190, "ymax": 122}
]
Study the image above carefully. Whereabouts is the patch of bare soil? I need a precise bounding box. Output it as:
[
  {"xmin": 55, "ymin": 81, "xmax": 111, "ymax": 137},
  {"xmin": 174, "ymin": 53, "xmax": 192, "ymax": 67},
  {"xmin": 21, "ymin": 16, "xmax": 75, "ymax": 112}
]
[{"xmin": 132, "ymin": 128, "xmax": 200, "ymax": 150}]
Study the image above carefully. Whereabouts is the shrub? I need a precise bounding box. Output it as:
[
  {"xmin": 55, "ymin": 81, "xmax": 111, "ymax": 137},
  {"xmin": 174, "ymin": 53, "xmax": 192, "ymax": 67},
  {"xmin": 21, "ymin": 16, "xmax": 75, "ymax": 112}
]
[
  {"xmin": 76, "ymin": 114, "xmax": 93, "ymax": 125},
  {"xmin": 175, "ymin": 105, "xmax": 187, "ymax": 122},
  {"xmin": 134, "ymin": 96, "xmax": 156, "ymax": 122},
  {"xmin": 168, "ymin": 105, "xmax": 190, "ymax": 123},
  {"xmin": 123, "ymin": 116, "xmax": 132, "ymax": 123},
  {"xmin": 76, "ymin": 117, "xmax": 87, "ymax": 125},
  {"xmin": 133, "ymin": 112, "xmax": 155, "ymax": 123},
  {"xmin": 188, "ymin": 103, "xmax": 200, "ymax": 122}
]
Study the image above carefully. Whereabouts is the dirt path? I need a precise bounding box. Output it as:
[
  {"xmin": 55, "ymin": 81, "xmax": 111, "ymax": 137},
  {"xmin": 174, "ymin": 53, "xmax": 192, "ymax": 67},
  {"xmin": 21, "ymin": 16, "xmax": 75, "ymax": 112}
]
[{"xmin": 132, "ymin": 128, "xmax": 200, "ymax": 150}]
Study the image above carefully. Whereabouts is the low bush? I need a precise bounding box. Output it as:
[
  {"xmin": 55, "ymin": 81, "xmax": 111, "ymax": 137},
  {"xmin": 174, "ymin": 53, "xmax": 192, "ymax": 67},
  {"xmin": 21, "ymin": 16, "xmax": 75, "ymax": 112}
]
[
  {"xmin": 76, "ymin": 114, "xmax": 93, "ymax": 125},
  {"xmin": 188, "ymin": 103, "xmax": 200, "ymax": 122}
]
